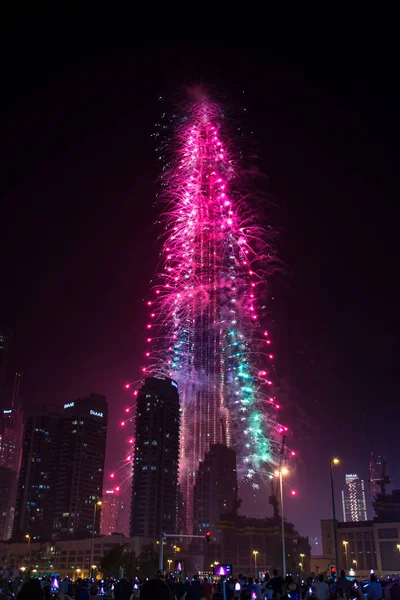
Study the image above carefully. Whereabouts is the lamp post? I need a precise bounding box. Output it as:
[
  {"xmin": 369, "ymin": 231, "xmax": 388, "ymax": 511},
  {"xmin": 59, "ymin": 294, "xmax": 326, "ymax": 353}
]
[
  {"xmin": 90, "ymin": 501, "xmax": 102, "ymax": 578},
  {"xmin": 253, "ymin": 550, "xmax": 259, "ymax": 575},
  {"xmin": 25, "ymin": 534, "xmax": 31, "ymax": 573},
  {"xmin": 343, "ymin": 541, "xmax": 349, "ymax": 571},
  {"xmin": 275, "ymin": 467, "xmax": 289, "ymax": 575},
  {"xmin": 330, "ymin": 458, "xmax": 340, "ymax": 575}
]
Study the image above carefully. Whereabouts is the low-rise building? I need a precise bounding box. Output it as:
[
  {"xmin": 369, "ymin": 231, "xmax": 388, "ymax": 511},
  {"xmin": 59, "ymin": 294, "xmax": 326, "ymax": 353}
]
[
  {"xmin": 0, "ymin": 534, "xmax": 153, "ymax": 579},
  {"xmin": 320, "ymin": 491, "xmax": 400, "ymax": 577}
]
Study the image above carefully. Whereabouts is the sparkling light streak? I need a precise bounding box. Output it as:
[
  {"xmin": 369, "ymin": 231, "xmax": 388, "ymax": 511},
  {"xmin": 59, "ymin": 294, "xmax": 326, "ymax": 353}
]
[
  {"xmin": 145, "ymin": 92, "xmax": 287, "ymax": 531},
  {"xmin": 112, "ymin": 92, "xmax": 297, "ymax": 529}
]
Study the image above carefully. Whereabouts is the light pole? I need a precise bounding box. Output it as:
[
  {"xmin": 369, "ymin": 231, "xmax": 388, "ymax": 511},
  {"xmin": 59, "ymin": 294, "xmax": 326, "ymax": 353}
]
[
  {"xmin": 25, "ymin": 534, "xmax": 31, "ymax": 573},
  {"xmin": 343, "ymin": 541, "xmax": 349, "ymax": 571},
  {"xmin": 275, "ymin": 467, "xmax": 289, "ymax": 575},
  {"xmin": 90, "ymin": 501, "xmax": 102, "ymax": 578},
  {"xmin": 253, "ymin": 550, "xmax": 259, "ymax": 575},
  {"xmin": 330, "ymin": 458, "xmax": 340, "ymax": 575}
]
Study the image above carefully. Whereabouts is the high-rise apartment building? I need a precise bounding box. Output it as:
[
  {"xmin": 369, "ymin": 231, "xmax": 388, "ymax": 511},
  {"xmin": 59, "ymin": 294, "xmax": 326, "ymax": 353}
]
[
  {"xmin": 193, "ymin": 443, "xmax": 239, "ymax": 536},
  {"xmin": 13, "ymin": 408, "xmax": 61, "ymax": 541},
  {"xmin": 13, "ymin": 395, "xmax": 108, "ymax": 541},
  {"xmin": 53, "ymin": 394, "xmax": 108, "ymax": 539},
  {"xmin": 100, "ymin": 489, "xmax": 119, "ymax": 536},
  {"xmin": 131, "ymin": 377, "xmax": 180, "ymax": 538},
  {"xmin": 342, "ymin": 473, "xmax": 368, "ymax": 522}
]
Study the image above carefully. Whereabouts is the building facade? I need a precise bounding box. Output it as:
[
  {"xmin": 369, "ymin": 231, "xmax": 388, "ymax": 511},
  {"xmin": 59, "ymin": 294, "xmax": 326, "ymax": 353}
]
[
  {"xmin": 321, "ymin": 491, "xmax": 400, "ymax": 577},
  {"xmin": 0, "ymin": 533, "xmax": 153, "ymax": 579},
  {"xmin": 214, "ymin": 514, "xmax": 310, "ymax": 575},
  {"xmin": 369, "ymin": 453, "xmax": 390, "ymax": 498},
  {"xmin": 13, "ymin": 394, "xmax": 108, "ymax": 542},
  {"xmin": 0, "ymin": 402, "xmax": 24, "ymax": 540},
  {"xmin": 115, "ymin": 496, "xmax": 131, "ymax": 537},
  {"xmin": 131, "ymin": 377, "xmax": 180, "ymax": 539},
  {"xmin": 342, "ymin": 474, "xmax": 367, "ymax": 522},
  {"xmin": 12, "ymin": 408, "xmax": 61, "ymax": 541},
  {"xmin": 100, "ymin": 490, "xmax": 119, "ymax": 536},
  {"xmin": 0, "ymin": 328, "xmax": 12, "ymax": 408},
  {"xmin": 53, "ymin": 394, "xmax": 108, "ymax": 539},
  {"xmin": 193, "ymin": 443, "xmax": 238, "ymax": 536}
]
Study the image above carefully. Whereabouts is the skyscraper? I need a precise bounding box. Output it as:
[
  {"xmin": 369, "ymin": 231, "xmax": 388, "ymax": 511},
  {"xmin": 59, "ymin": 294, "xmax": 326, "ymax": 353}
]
[
  {"xmin": 0, "ymin": 373, "xmax": 24, "ymax": 540},
  {"xmin": 342, "ymin": 473, "xmax": 368, "ymax": 522},
  {"xmin": 147, "ymin": 96, "xmax": 279, "ymax": 533},
  {"xmin": 13, "ymin": 407, "xmax": 61, "ymax": 541},
  {"xmin": 131, "ymin": 377, "xmax": 180, "ymax": 539},
  {"xmin": 53, "ymin": 394, "xmax": 108, "ymax": 539},
  {"xmin": 369, "ymin": 453, "xmax": 390, "ymax": 497},
  {"xmin": 100, "ymin": 489, "xmax": 119, "ymax": 536},
  {"xmin": 193, "ymin": 443, "xmax": 239, "ymax": 536},
  {"xmin": 0, "ymin": 328, "xmax": 12, "ymax": 408}
]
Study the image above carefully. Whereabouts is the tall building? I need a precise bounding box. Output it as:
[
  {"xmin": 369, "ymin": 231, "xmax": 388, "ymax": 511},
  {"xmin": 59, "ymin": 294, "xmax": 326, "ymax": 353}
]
[
  {"xmin": 13, "ymin": 395, "xmax": 108, "ymax": 541},
  {"xmin": 193, "ymin": 443, "xmax": 239, "ymax": 536},
  {"xmin": 0, "ymin": 328, "xmax": 12, "ymax": 408},
  {"xmin": 131, "ymin": 377, "xmax": 180, "ymax": 539},
  {"xmin": 342, "ymin": 473, "xmax": 367, "ymax": 522},
  {"xmin": 0, "ymin": 373, "xmax": 24, "ymax": 540},
  {"xmin": 53, "ymin": 394, "xmax": 108, "ymax": 539},
  {"xmin": 12, "ymin": 407, "xmax": 61, "ymax": 541},
  {"xmin": 100, "ymin": 489, "xmax": 119, "ymax": 536},
  {"xmin": 115, "ymin": 494, "xmax": 131, "ymax": 537},
  {"xmin": 146, "ymin": 98, "xmax": 279, "ymax": 533},
  {"xmin": 369, "ymin": 453, "xmax": 390, "ymax": 497}
]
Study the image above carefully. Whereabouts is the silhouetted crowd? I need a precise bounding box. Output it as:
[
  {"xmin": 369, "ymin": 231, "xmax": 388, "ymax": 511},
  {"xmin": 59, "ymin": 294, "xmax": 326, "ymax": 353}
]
[{"xmin": 1, "ymin": 568, "xmax": 400, "ymax": 600}]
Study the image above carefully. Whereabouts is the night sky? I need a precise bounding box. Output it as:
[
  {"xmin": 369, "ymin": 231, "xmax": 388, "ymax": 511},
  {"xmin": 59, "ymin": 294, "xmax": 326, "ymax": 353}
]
[{"xmin": 2, "ymin": 13, "xmax": 399, "ymax": 547}]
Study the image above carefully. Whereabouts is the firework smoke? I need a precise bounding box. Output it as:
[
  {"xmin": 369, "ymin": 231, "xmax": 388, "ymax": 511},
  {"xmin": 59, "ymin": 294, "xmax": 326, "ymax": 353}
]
[{"xmin": 135, "ymin": 93, "xmax": 288, "ymax": 532}]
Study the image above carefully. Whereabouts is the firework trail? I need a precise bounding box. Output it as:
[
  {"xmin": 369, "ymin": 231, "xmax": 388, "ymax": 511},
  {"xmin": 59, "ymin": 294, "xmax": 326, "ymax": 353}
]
[
  {"xmin": 117, "ymin": 91, "xmax": 294, "ymax": 532},
  {"xmin": 126, "ymin": 90, "xmax": 290, "ymax": 533}
]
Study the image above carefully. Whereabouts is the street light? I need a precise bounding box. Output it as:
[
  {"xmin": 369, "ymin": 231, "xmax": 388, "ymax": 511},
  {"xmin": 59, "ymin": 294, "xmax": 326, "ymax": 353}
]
[
  {"xmin": 343, "ymin": 540, "xmax": 349, "ymax": 570},
  {"xmin": 275, "ymin": 468, "xmax": 289, "ymax": 575},
  {"xmin": 90, "ymin": 501, "xmax": 102, "ymax": 578},
  {"xmin": 167, "ymin": 559, "xmax": 172, "ymax": 571},
  {"xmin": 330, "ymin": 458, "xmax": 340, "ymax": 575},
  {"xmin": 25, "ymin": 534, "xmax": 31, "ymax": 572},
  {"xmin": 253, "ymin": 550, "xmax": 259, "ymax": 575}
]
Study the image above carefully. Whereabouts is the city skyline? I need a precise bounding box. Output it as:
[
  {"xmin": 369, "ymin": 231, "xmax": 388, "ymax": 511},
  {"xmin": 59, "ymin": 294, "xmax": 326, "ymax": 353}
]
[{"xmin": 2, "ymin": 29, "xmax": 400, "ymax": 545}]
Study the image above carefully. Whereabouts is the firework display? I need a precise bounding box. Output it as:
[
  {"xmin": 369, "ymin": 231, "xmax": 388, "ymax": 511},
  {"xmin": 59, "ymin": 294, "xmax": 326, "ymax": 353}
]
[{"xmin": 122, "ymin": 92, "xmax": 291, "ymax": 533}]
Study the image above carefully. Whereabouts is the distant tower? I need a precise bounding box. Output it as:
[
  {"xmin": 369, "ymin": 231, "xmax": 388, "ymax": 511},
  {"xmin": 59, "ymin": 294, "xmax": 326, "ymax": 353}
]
[
  {"xmin": 131, "ymin": 377, "xmax": 180, "ymax": 538},
  {"xmin": 193, "ymin": 443, "xmax": 239, "ymax": 536},
  {"xmin": 341, "ymin": 473, "xmax": 367, "ymax": 522},
  {"xmin": 100, "ymin": 489, "xmax": 119, "ymax": 536},
  {"xmin": 369, "ymin": 453, "xmax": 390, "ymax": 497},
  {"xmin": 0, "ymin": 328, "xmax": 13, "ymax": 409}
]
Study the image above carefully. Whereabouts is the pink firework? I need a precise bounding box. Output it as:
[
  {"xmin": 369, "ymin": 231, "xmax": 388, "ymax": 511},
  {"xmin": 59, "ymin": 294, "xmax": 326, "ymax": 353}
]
[{"xmin": 140, "ymin": 93, "xmax": 286, "ymax": 532}]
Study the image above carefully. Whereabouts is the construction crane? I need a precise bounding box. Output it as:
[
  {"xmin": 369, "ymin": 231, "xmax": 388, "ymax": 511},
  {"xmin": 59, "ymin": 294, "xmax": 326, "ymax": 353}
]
[{"xmin": 269, "ymin": 437, "xmax": 286, "ymax": 519}]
